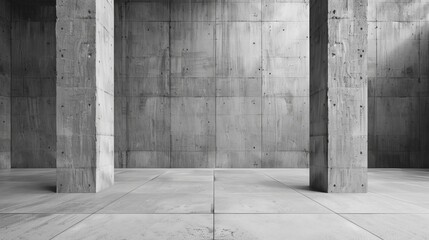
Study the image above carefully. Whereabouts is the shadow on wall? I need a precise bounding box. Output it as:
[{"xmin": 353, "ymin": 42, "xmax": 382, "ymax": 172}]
[
  {"xmin": 10, "ymin": 0, "xmax": 57, "ymax": 168},
  {"xmin": 368, "ymin": 0, "xmax": 429, "ymax": 168}
]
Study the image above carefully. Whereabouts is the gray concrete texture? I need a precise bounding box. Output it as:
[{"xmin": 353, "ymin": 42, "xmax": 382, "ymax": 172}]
[
  {"xmin": 114, "ymin": 0, "xmax": 310, "ymax": 168},
  {"xmin": 10, "ymin": 0, "xmax": 56, "ymax": 168},
  {"xmin": 368, "ymin": 0, "xmax": 429, "ymax": 168},
  {"xmin": 2, "ymin": 169, "xmax": 429, "ymax": 239},
  {"xmin": 0, "ymin": 0, "xmax": 428, "ymax": 169},
  {"xmin": 56, "ymin": 0, "xmax": 114, "ymax": 192},
  {"xmin": 310, "ymin": 0, "xmax": 368, "ymax": 192},
  {"xmin": 0, "ymin": 0, "xmax": 11, "ymax": 169}
]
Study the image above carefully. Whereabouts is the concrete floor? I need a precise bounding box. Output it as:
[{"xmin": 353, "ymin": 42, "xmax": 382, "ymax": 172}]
[{"xmin": 1, "ymin": 169, "xmax": 429, "ymax": 240}]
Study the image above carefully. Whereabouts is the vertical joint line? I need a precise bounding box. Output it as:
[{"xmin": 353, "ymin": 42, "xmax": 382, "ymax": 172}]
[
  {"xmin": 214, "ymin": 0, "xmax": 217, "ymax": 168},
  {"xmin": 260, "ymin": 0, "xmax": 263, "ymax": 168},
  {"xmin": 9, "ymin": 0, "xmax": 12, "ymax": 168},
  {"xmin": 169, "ymin": 0, "xmax": 172, "ymax": 168}
]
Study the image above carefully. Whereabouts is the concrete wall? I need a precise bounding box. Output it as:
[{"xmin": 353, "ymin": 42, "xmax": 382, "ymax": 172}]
[
  {"xmin": 3, "ymin": 0, "xmax": 426, "ymax": 169},
  {"xmin": 0, "ymin": 0, "xmax": 11, "ymax": 169},
  {"xmin": 10, "ymin": 0, "xmax": 56, "ymax": 168},
  {"xmin": 114, "ymin": 0, "xmax": 310, "ymax": 168},
  {"xmin": 368, "ymin": 0, "xmax": 429, "ymax": 168}
]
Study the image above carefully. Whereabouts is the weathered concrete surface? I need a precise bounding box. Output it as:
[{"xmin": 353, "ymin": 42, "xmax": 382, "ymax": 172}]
[
  {"xmin": 114, "ymin": 0, "xmax": 172, "ymax": 168},
  {"xmin": 10, "ymin": 0, "xmax": 56, "ymax": 168},
  {"xmin": 368, "ymin": 0, "xmax": 429, "ymax": 168},
  {"xmin": 56, "ymin": 0, "xmax": 114, "ymax": 192},
  {"xmin": 310, "ymin": 0, "xmax": 368, "ymax": 192},
  {"xmin": 114, "ymin": 0, "xmax": 309, "ymax": 168},
  {"xmin": 0, "ymin": 0, "xmax": 11, "ymax": 169},
  {"xmin": 262, "ymin": 15, "xmax": 309, "ymax": 168}
]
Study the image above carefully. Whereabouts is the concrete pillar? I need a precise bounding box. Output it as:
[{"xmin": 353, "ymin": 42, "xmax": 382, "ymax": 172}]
[
  {"xmin": 0, "ymin": 0, "xmax": 11, "ymax": 169},
  {"xmin": 309, "ymin": 0, "xmax": 368, "ymax": 193},
  {"xmin": 56, "ymin": 0, "xmax": 114, "ymax": 192}
]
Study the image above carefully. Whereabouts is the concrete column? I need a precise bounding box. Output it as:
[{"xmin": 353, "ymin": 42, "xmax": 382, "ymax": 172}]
[
  {"xmin": 0, "ymin": 0, "xmax": 11, "ymax": 169},
  {"xmin": 56, "ymin": 0, "xmax": 114, "ymax": 192},
  {"xmin": 309, "ymin": 0, "xmax": 368, "ymax": 193}
]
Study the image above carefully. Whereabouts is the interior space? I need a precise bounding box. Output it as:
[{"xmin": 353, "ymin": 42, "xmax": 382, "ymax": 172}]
[{"xmin": 0, "ymin": 0, "xmax": 428, "ymax": 239}]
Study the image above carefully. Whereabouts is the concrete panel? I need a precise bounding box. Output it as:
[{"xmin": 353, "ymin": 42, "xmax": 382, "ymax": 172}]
[
  {"xmin": 216, "ymin": 22, "xmax": 261, "ymax": 77},
  {"xmin": 374, "ymin": 97, "xmax": 420, "ymax": 153},
  {"xmin": 262, "ymin": 97, "xmax": 309, "ymax": 152},
  {"xmin": 373, "ymin": 152, "xmax": 412, "ymax": 168},
  {"xmin": 127, "ymin": 97, "xmax": 170, "ymax": 152},
  {"xmin": 127, "ymin": 151, "xmax": 170, "ymax": 168},
  {"xmin": 171, "ymin": 151, "xmax": 215, "ymax": 168},
  {"xmin": 11, "ymin": 97, "xmax": 56, "ymax": 168},
  {"xmin": 171, "ymin": 22, "xmax": 215, "ymax": 77},
  {"xmin": 123, "ymin": 22, "xmax": 169, "ymax": 58},
  {"xmin": 216, "ymin": 151, "xmax": 262, "ymax": 168},
  {"xmin": 262, "ymin": 22, "xmax": 309, "ymax": 58},
  {"xmin": 263, "ymin": 77, "xmax": 308, "ymax": 97},
  {"xmin": 0, "ymin": 0, "xmax": 10, "ymax": 22},
  {"xmin": 12, "ymin": 0, "xmax": 56, "ymax": 22},
  {"xmin": 171, "ymin": 96, "xmax": 215, "ymax": 169},
  {"xmin": 421, "ymin": 40, "xmax": 429, "ymax": 78},
  {"xmin": 10, "ymin": 1, "xmax": 56, "ymax": 168},
  {"xmin": 216, "ymin": 0, "xmax": 261, "ymax": 22},
  {"xmin": 262, "ymin": 1, "xmax": 309, "ymax": 22},
  {"xmin": 262, "ymin": 97, "xmax": 308, "ymax": 167},
  {"xmin": 122, "ymin": 57, "xmax": 169, "ymax": 78},
  {"xmin": 0, "ymin": 0, "xmax": 11, "ymax": 169},
  {"xmin": 376, "ymin": 1, "xmax": 420, "ymax": 22},
  {"xmin": 171, "ymin": 0, "xmax": 215, "ymax": 22},
  {"xmin": 121, "ymin": 77, "xmax": 170, "ymax": 97},
  {"xmin": 374, "ymin": 96, "xmax": 419, "ymax": 137},
  {"xmin": 376, "ymin": 22, "xmax": 420, "ymax": 78},
  {"xmin": 368, "ymin": 0, "xmax": 429, "ymax": 168},
  {"xmin": 216, "ymin": 97, "xmax": 262, "ymax": 166},
  {"xmin": 422, "ymin": 1, "xmax": 429, "ymax": 21},
  {"xmin": 171, "ymin": 97, "xmax": 215, "ymax": 152},
  {"xmin": 11, "ymin": 22, "xmax": 56, "ymax": 78},
  {"xmin": 122, "ymin": 0, "xmax": 170, "ymax": 22},
  {"xmin": 114, "ymin": 97, "xmax": 127, "ymax": 168},
  {"xmin": 373, "ymin": 78, "xmax": 428, "ymax": 97},
  {"xmin": 0, "ymin": 24, "xmax": 11, "ymax": 97},
  {"xmin": 421, "ymin": 97, "xmax": 429, "ymax": 151},
  {"xmin": 262, "ymin": 21, "xmax": 309, "ymax": 100},
  {"xmin": 263, "ymin": 57, "xmax": 309, "ymax": 78},
  {"xmin": 0, "ymin": 97, "xmax": 11, "ymax": 168},
  {"xmin": 217, "ymin": 77, "xmax": 262, "ymax": 97},
  {"xmin": 115, "ymin": 22, "xmax": 169, "ymax": 98},
  {"xmin": 262, "ymin": 151, "xmax": 309, "ymax": 168},
  {"xmin": 172, "ymin": 77, "xmax": 215, "ymax": 97}
]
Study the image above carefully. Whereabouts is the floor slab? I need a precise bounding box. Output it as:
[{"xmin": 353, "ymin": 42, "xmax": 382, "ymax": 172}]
[
  {"xmin": 1, "ymin": 168, "xmax": 429, "ymax": 239},
  {"xmin": 215, "ymin": 214, "xmax": 379, "ymax": 240},
  {"xmin": 301, "ymin": 192, "xmax": 429, "ymax": 214},
  {"xmin": 343, "ymin": 214, "xmax": 429, "ymax": 240},
  {"xmin": 215, "ymin": 193, "xmax": 330, "ymax": 214},
  {"xmin": 52, "ymin": 214, "xmax": 213, "ymax": 240},
  {"xmin": 98, "ymin": 192, "xmax": 214, "ymax": 214},
  {"xmin": 0, "ymin": 214, "xmax": 89, "ymax": 240}
]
